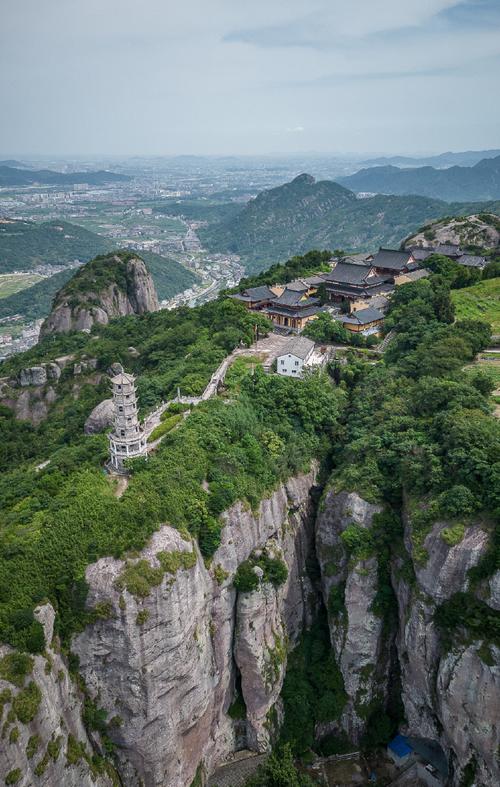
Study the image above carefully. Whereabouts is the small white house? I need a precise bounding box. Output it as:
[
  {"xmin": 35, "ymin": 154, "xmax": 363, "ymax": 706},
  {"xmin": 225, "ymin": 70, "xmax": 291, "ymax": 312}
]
[{"xmin": 276, "ymin": 336, "xmax": 315, "ymax": 377}]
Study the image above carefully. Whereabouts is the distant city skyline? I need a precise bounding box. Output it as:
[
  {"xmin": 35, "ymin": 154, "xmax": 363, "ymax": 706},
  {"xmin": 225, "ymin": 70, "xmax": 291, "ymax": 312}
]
[{"xmin": 1, "ymin": 0, "xmax": 500, "ymax": 156}]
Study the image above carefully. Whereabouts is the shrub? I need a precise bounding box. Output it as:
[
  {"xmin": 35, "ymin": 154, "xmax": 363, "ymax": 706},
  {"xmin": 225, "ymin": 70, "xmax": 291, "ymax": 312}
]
[
  {"xmin": 5, "ymin": 769, "xmax": 22, "ymax": 785},
  {"xmin": 441, "ymin": 523, "xmax": 465, "ymax": 547},
  {"xmin": 228, "ymin": 693, "xmax": 247, "ymax": 720},
  {"xmin": 9, "ymin": 725, "xmax": 19, "ymax": 743},
  {"xmin": 156, "ymin": 550, "xmax": 197, "ymax": 574},
  {"xmin": 233, "ymin": 560, "xmax": 259, "ymax": 593},
  {"xmin": 47, "ymin": 735, "xmax": 63, "ymax": 762},
  {"xmin": 13, "ymin": 681, "xmax": 42, "ymax": 723},
  {"xmin": 114, "ymin": 560, "xmax": 164, "ymax": 598},
  {"xmin": 213, "ymin": 564, "xmax": 229, "ymax": 585},
  {"xmin": 0, "ymin": 653, "xmax": 34, "ymax": 687},
  {"xmin": 34, "ymin": 753, "xmax": 49, "ymax": 776},
  {"xmin": 149, "ymin": 414, "xmax": 183, "ymax": 441},
  {"xmin": 66, "ymin": 733, "xmax": 86, "ymax": 765},
  {"xmin": 26, "ymin": 734, "xmax": 41, "ymax": 758},
  {"xmin": 233, "ymin": 552, "xmax": 288, "ymax": 593},
  {"xmin": 341, "ymin": 524, "xmax": 373, "ymax": 560},
  {"xmin": 136, "ymin": 610, "xmax": 150, "ymax": 626}
]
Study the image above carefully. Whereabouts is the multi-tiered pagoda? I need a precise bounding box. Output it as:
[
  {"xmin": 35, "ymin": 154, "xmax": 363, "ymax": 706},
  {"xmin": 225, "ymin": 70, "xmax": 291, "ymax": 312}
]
[{"xmin": 108, "ymin": 365, "xmax": 147, "ymax": 473}]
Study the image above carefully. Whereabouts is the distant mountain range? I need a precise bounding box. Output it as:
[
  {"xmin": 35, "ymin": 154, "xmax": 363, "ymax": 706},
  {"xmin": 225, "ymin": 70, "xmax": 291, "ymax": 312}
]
[
  {"xmin": 0, "ymin": 159, "xmax": 30, "ymax": 169},
  {"xmin": 0, "ymin": 166, "xmax": 130, "ymax": 187},
  {"xmin": 361, "ymin": 149, "xmax": 500, "ymax": 169},
  {"xmin": 337, "ymin": 155, "xmax": 500, "ymax": 201},
  {"xmin": 200, "ymin": 173, "xmax": 500, "ymax": 272}
]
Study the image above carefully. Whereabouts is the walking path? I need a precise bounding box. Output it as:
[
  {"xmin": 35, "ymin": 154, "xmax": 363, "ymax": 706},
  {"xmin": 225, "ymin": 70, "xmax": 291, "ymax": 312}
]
[
  {"xmin": 207, "ymin": 752, "xmax": 266, "ymax": 787},
  {"xmin": 143, "ymin": 333, "xmax": 293, "ymax": 448}
]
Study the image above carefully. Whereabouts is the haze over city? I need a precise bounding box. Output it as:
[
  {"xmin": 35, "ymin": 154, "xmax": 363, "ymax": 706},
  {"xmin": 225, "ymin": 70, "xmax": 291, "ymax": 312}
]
[{"xmin": 2, "ymin": 0, "xmax": 500, "ymax": 156}]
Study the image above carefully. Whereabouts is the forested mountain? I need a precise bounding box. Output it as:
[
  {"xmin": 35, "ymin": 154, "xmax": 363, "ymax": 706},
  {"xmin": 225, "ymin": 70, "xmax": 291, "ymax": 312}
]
[
  {"xmin": 138, "ymin": 250, "xmax": 198, "ymax": 300},
  {"xmin": 40, "ymin": 251, "xmax": 159, "ymax": 336},
  {"xmin": 0, "ymin": 166, "xmax": 129, "ymax": 187},
  {"xmin": 0, "ymin": 252, "xmax": 197, "ymax": 323},
  {"xmin": 200, "ymin": 173, "xmax": 500, "ymax": 272},
  {"xmin": 338, "ymin": 155, "xmax": 500, "ymax": 201},
  {"xmin": 361, "ymin": 149, "xmax": 500, "ymax": 169},
  {"xmin": 0, "ymin": 218, "xmax": 113, "ymax": 272}
]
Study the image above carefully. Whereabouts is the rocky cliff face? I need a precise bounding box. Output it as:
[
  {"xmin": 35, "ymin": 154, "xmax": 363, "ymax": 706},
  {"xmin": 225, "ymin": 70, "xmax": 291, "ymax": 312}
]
[
  {"xmin": 314, "ymin": 487, "xmax": 499, "ymax": 785},
  {"xmin": 315, "ymin": 489, "xmax": 390, "ymax": 743},
  {"xmin": 72, "ymin": 469, "xmax": 318, "ymax": 787},
  {"xmin": 0, "ymin": 355, "xmax": 100, "ymax": 425},
  {"xmin": 0, "ymin": 605, "xmax": 114, "ymax": 787},
  {"xmin": 1, "ymin": 476, "xmax": 496, "ymax": 787},
  {"xmin": 40, "ymin": 253, "xmax": 159, "ymax": 337},
  {"xmin": 393, "ymin": 513, "xmax": 500, "ymax": 786}
]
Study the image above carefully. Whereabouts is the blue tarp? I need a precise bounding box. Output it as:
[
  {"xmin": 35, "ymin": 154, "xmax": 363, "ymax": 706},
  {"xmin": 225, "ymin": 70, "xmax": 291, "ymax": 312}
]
[{"xmin": 388, "ymin": 734, "xmax": 413, "ymax": 758}]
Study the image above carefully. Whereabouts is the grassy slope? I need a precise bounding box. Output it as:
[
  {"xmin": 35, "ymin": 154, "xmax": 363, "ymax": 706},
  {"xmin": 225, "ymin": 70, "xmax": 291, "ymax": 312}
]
[
  {"xmin": 452, "ymin": 278, "xmax": 500, "ymax": 332},
  {"xmin": 0, "ymin": 274, "xmax": 42, "ymax": 298}
]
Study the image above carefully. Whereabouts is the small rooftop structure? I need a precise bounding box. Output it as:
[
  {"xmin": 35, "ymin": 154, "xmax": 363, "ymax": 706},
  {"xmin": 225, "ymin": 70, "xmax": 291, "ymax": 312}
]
[
  {"xmin": 276, "ymin": 336, "xmax": 316, "ymax": 377},
  {"xmin": 370, "ymin": 247, "xmax": 415, "ymax": 273},
  {"xmin": 410, "ymin": 247, "xmax": 434, "ymax": 262},
  {"xmin": 325, "ymin": 262, "xmax": 380, "ymax": 285},
  {"xmin": 279, "ymin": 335, "xmax": 315, "ymax": 360},
  {"xmin": 388, "ymin": 734, "xmax": 414, "ymax": 766},
  {"xmin": 434, "ymin": 243, "xmax": 462, "ymax": 258},
  {"xmin": 336, "ymin": 306, "xmax": 384, "ymax": 335},
  {"xmin": 395, "ymin": 268, "xmax": 431, "ymax": 285},
  {"xmin": 456, "ymin": 254, "xmax": 487, "ymax": 269},
  {"xmin": 230, "ymin": 285, "xmax": 278, "ymax": 308}
]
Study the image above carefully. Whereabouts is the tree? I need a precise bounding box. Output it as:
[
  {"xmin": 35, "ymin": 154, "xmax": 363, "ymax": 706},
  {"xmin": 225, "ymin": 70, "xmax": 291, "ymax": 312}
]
[{"xmin": 245, "ymin": 746, "xmax": 314, "ymax": 787}]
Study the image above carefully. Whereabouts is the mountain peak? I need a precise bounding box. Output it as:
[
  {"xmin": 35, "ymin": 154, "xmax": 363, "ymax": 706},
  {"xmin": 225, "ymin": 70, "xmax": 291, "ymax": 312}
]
[{"xmin": 291, "ymin": 173, "xmax": 316, "ymax": 185}]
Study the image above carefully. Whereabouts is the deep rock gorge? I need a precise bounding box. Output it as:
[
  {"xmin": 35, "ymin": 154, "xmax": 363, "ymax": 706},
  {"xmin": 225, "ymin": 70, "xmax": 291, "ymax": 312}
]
[{"xmin": 1, "ymin": 471, "xmax": 498, "ymax": 787}]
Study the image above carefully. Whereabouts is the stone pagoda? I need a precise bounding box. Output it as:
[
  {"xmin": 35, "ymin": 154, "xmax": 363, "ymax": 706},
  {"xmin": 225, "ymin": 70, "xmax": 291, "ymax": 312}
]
[{"xmin": 108, "ymin": 365, "xmax": 147, "ymax": 473}]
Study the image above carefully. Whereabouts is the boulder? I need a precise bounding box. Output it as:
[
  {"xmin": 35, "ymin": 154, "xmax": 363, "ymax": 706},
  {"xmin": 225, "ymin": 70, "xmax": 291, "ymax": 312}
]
[
  {"xmin": 84, "ymin": 398, "xmax": 114, "ymax": 434},
  {"xmin": 19, "ymin": 365, "xmax": 47, "ymax": 387}
]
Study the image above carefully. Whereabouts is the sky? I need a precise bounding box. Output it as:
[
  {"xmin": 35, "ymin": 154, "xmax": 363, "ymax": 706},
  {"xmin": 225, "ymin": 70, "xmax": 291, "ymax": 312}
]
[{"xmin": 1, "ymin": 0, "xmax": 500, "ymax": 156}]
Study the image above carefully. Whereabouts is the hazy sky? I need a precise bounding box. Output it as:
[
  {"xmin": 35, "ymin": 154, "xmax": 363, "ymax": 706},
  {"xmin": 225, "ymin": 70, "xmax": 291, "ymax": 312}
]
[{"xmin": 1, "ymin": 0, "xmax": 500, "ymax": 156}]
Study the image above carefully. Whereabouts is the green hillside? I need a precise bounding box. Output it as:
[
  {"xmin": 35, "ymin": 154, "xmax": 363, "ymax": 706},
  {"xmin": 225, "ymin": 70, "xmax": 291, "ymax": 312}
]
[
  {"xmin": 139, "ymin": 251, "xmax": 198, "ymax": 300},
  {"xmin": 0, "ymin": 220, "xmax": 197, "ymax": 318},
  {"xmin": 0, "ymin": 166, "xmax": 129, "ymax": 187},
  {"xmin": 0, "ymin": 218, "xmax": 113, "ymax": 272},
  {"xmin": 338, "ymin": 155, "xmax": 500, "ymax": 201},
  {"xmin": 200, "ymin": 174, "xmax": 500, "ymax": 274},
  {"xmin": 452, "ymin": 278, "xmax": 500, "ymax": 333},
  {"xmin": 0, "ymin": 269, "xmax": 74, "ymax": 321}
]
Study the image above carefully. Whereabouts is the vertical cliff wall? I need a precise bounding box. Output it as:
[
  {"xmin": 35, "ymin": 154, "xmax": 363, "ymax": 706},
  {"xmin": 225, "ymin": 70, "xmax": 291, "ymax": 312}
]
[
  {"xmin": 72, "ymin": 469, "xmax": 318, "ymax": 787},
  {"xmin": 0, "ymin": 605, "xmax": 114, "ymax": 787},
  {"xmin": 393, "ymin": 513, "xmax": 500, "ymax": 786},
  {"xmin": 315, "ymin": 489, "xmax": 391, "ymax": 744},
  {"xmin": 315, "ymin": 485, "xmax": 499, "ymax": 786}
]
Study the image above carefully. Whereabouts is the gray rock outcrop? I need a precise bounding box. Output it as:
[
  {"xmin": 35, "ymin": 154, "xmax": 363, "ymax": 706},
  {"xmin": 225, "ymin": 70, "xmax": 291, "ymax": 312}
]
[
  {"xmin": 0, "ymin": 604, "xmax": 114, "ymax": 787},
  {"xmin": 40, "ymin": 254, "xmax": 159, "ymax": 337},
  {"xmin": 72, "ymin": 468, "xmax": 318, "ymax": 787},
  {"xmin": 84, "ymin": 398, "xmax": 114, "ymax": 434},
  {"xmin": 315, "ymin": 489, "xmax": 389, "ymax": 743},
  {"xmin": 394, "ymin": 512, "xmax": 499, "ymax": 786}
]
